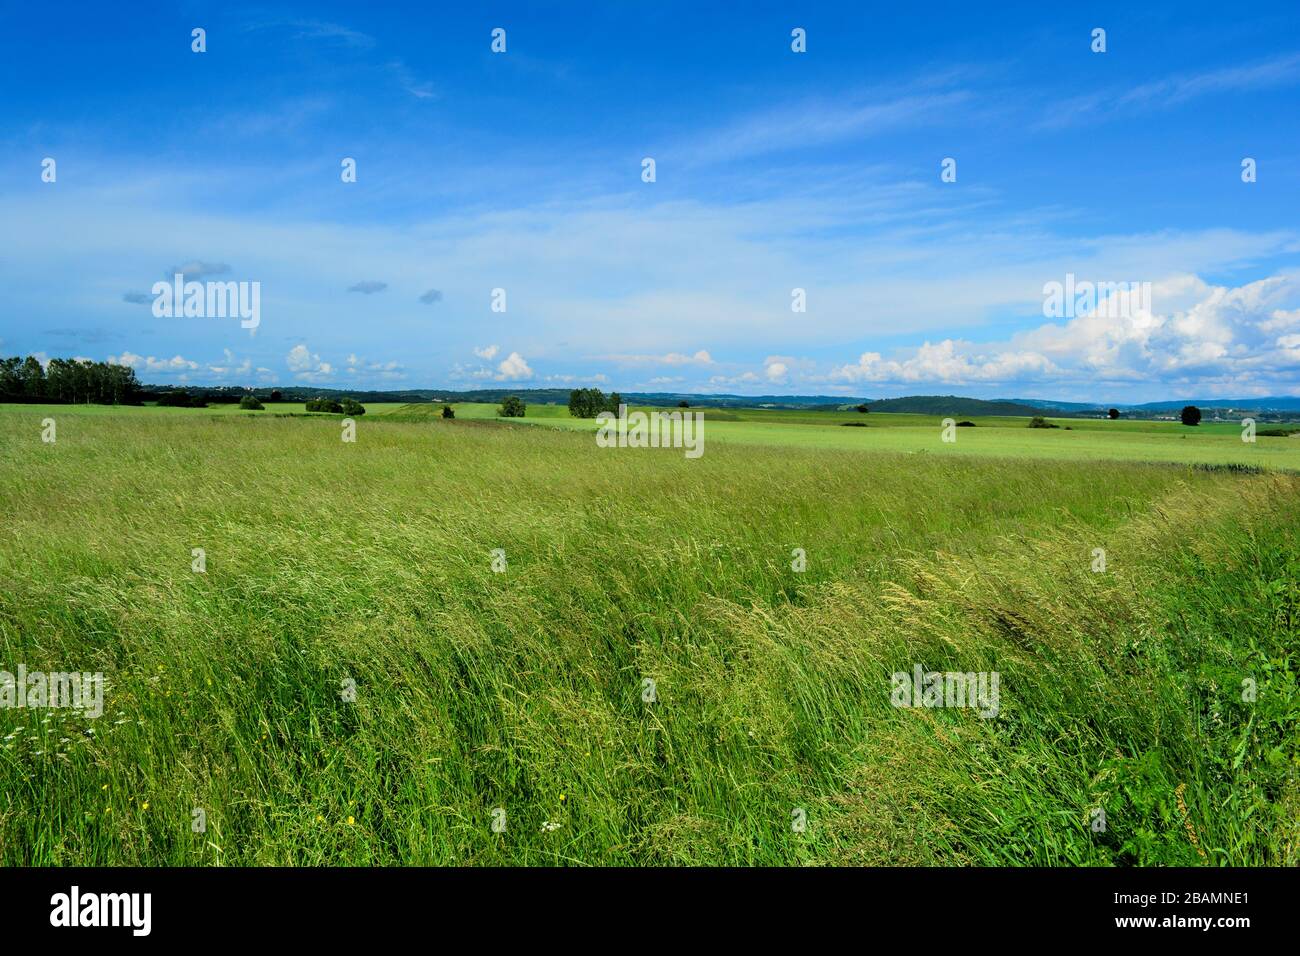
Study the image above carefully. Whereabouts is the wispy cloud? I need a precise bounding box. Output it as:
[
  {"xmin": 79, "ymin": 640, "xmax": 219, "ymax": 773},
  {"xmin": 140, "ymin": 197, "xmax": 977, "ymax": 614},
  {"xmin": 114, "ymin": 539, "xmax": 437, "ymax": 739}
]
[
  {"xmin": 683, "ymin": 88, "xmax": 976, "ymax": 165},
  {"xmin": 1042, "ymin": 53, "xmax": 1300, "ymax": 128}
]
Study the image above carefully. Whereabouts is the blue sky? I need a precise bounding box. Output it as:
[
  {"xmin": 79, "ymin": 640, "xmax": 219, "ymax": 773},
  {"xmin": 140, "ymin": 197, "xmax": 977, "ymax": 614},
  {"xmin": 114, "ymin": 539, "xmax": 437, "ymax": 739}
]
[{"xmin": 2, "ymin": 1, "xmax": 1299, "ymax": 401}]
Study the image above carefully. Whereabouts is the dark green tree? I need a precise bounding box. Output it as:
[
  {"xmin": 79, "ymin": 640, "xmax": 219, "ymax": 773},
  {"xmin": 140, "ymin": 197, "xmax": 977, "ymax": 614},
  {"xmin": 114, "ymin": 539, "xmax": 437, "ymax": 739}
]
[
  {"xmin": 306, "ymin": 397, "xmax": 344, "ymax": 413},
  {"xmin": 0, "ymin": 357, "xmax": 21, "ymax": 396},
  {"xmin": 568, "ymin": 388, "xmax": 603, "ymax": 418},
  {"xmin": 19, "ymin": 356, "xmax": 45, "ymax": 398}
]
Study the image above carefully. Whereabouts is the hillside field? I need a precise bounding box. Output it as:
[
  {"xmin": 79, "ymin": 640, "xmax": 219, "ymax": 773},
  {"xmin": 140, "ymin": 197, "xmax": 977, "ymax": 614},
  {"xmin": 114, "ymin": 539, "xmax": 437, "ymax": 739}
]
[{"xmin": 0, "ymin": 402, "xmax": 1297, "ymax": 865}]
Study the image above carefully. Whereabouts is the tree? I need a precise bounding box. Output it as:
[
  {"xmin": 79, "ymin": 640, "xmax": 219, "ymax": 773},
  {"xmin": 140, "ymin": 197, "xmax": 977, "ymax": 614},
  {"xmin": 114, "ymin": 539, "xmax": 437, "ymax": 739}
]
[
  {"xmin": 157, "ymin": 390, "xmax": 198, "ymax": 407},
  {"xmin": 269, "ymin": 390, "xmax": 283, "ymax": 403},
  {"xmin": 499, "ymin": 395, "xmax": 526, "ymax": 418},
  {"xmin": 1180, "ymin": 405, "xmax": 1202, "ymax": 426},
  {"xmin": 441, "ymin": 405, "xmax": 455, "ymax": 419},
  {"xmin": 1028, "ymin": 416, "xmax": 1059, "ymax": 429},
  {"xmin": 239, "ymin": 395, "xmax": 264, "ymax": 410},
  {"xmin": 340, "ymin": 397, "xmax": 366, "ymax": 416},
  {"xmin": 568, "ymin": 388, "xmax": 602, "ymax": 417},
  {"xmin": 677, "ymin": 400, "xmax": 690, "ymax": 408},
  {"xmin": 0, "ymin": 357, "xmax": 22, "ymax": 397},
  {"xmin": 1108, "ymin": 408, "xmax": 1120, "ymax": 420},
  {"xmin": 569, "ymin": 388, "xmax": 623, "ymax": 417},
  {"xmin": 855, "ymin": 403, "xmax": 870, "ymax": 413},
  {"xmin": 19, "ymin": 356, "xmax": 45, "ymax": 398}
]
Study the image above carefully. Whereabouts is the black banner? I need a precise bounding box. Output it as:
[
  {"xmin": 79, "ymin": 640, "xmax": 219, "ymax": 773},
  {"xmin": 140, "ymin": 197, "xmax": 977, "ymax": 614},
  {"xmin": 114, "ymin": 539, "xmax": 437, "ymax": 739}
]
[{"xmin": 0, "ymin": 866, "xmax": 1285, "ymax": 942}]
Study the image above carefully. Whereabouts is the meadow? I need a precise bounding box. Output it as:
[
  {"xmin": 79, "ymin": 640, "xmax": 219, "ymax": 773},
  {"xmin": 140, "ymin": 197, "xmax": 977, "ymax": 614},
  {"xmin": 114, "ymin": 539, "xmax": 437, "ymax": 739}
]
[
  {"xmin": 440, "ymin": 401, "xmax": 1300, "ymax": 469},
  {"xmin": 0, "ymin": 401, "xmax": 1297, "ymax": 865}
]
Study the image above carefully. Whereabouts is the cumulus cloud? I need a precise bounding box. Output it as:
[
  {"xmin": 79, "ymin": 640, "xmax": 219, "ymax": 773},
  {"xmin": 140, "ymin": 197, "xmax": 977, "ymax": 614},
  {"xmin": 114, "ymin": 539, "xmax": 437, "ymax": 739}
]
[
  {"xmin": 828, "ymin": 273, "xmax": 1300, "ymax": 393},
  {"xmin": 831, "ymin": 340, "xmax": 1059, "ymax": 385},
  {"xmin": 108, "ymin": 351, "xmax": 200, "ymax": 373},
  {"xmin": 348, "ymin": 280, "xmax": 388, "ymax": 294},
  {"xmin": 496, "ymin": 351, "xmax": 533, "ymax": 380},
  {"xmin": 473, "ymin": 344, "xmax": 500, "ymax": 360},
  {"xmin": 344, "ymin": 353, "xmax": 404, "ymax": 379},
  {"xmin": 286, "ymin": 343, "xmax": 333, "ymax": 379}
]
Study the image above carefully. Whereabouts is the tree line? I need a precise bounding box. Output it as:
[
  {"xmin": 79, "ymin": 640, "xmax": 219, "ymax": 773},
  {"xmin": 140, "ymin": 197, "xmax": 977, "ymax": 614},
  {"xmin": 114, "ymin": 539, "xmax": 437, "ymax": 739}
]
[{"xmin": 0, "ymin": 356, "xmax": 142, "ymax": 405}]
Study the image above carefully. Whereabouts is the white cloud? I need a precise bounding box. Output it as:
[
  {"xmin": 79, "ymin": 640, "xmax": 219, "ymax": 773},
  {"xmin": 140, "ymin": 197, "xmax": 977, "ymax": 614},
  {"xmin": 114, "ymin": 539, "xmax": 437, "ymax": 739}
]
[
  {"xmin": 286, "ymin": 343, "xmax": 333, "ymax": 379},
  {"xmin": 830, "ymin": 341, "xmax": 1059, "ymax": 385},
  {"xmin": 109, "ymin": 351, "xmax": 200, "ymax": 373},
  {"xmin": 343, "ymin": 352, "xmax": 404, "ymax": 379},
  {"xmin": 208, "ymin": 348, "xmax": 253, "ymax": 378},
  {"xmin": 474, "ymin": 344, "xmax": 500, "ymax": 360},
  {"xmin": 828, "ymin": 272, "xmax": 1300, "ymax": 393},
  {"xmin": 496, "ymin": 351, "xmax": 533, "ymax": 381},
  {"xmin": 601, "ymin": 350, "xmax": 714, "ymax": 366}
]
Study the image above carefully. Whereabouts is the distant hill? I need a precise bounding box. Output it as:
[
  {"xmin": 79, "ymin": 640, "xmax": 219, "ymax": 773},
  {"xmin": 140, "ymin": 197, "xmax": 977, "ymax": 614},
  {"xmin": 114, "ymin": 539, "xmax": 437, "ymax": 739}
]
[
  {"xmin": 863, "ymin": 395, "xmax": 1051, "ymax": 417},
  {"xmin": 999, "ymin": 398, "xmax": 1106, "ymax": 413},
  {"xmin": 1126, "ymin": 397, "xmax": 1300, "ymax": 412}
]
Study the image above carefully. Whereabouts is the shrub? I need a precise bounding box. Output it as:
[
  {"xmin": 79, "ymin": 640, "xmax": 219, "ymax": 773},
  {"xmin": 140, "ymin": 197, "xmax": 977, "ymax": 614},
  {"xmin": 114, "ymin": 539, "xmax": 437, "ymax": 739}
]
[
  {"xmin": 1028, "ymin": 416, "xmax": 1059, "ymax": 429},
  {"xmin": 1181, "ymin": 405, "xmax": 1202, "ymax": 426},
  {"xmin": 855, "ymin": 403, "xmax": 870, "ymax": 413},
  {"xmin": 1108, "ymin": 408, "xmax": 1120, "ymax": 420},
  {"xmin": 156, "ymin": 391, "xmax": 205, "ymax": 408},
  {"xmin": 499, "ymin": 395, "xmax": 526, "ymax": 418},
  {"xmin": 340, "ymin": 398, "xmax": 366, "ymax": 416},
  {"xmin": 441, "ymin": 405, "xmax": 455, "ymax": 419},
  {"xmin": 677, "ymin": 400, "xmax": 690, "ymax": 408},
  {"xmin": 956, "ymin": 420, "xmax": 976, "ymax": 427},
  {"xmin": 239, "ymin": 395, "xmax": 264, "ymax": 410},
  {"xmin": 305, "ymin": 398, "xmax": 344, "ymax": 414}
]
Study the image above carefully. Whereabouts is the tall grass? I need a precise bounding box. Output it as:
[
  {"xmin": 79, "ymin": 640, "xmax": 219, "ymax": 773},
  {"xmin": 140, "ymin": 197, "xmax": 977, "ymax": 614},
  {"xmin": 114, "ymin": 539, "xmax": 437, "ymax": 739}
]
[{"xmin": 0, "ymin": 410, "xmax": 1295, "ymax": 864}]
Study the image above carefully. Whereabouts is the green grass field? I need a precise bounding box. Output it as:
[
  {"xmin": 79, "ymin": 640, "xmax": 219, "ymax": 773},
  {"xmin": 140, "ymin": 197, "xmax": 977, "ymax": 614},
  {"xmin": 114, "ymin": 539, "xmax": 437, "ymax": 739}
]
[
  {"xmin": 1, "ymin": 402, "xmax": 1297, "ymax": 865},
  {"xmin": 433, "ymin": 401, "xmax": 1300, "ymax": 469}
]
